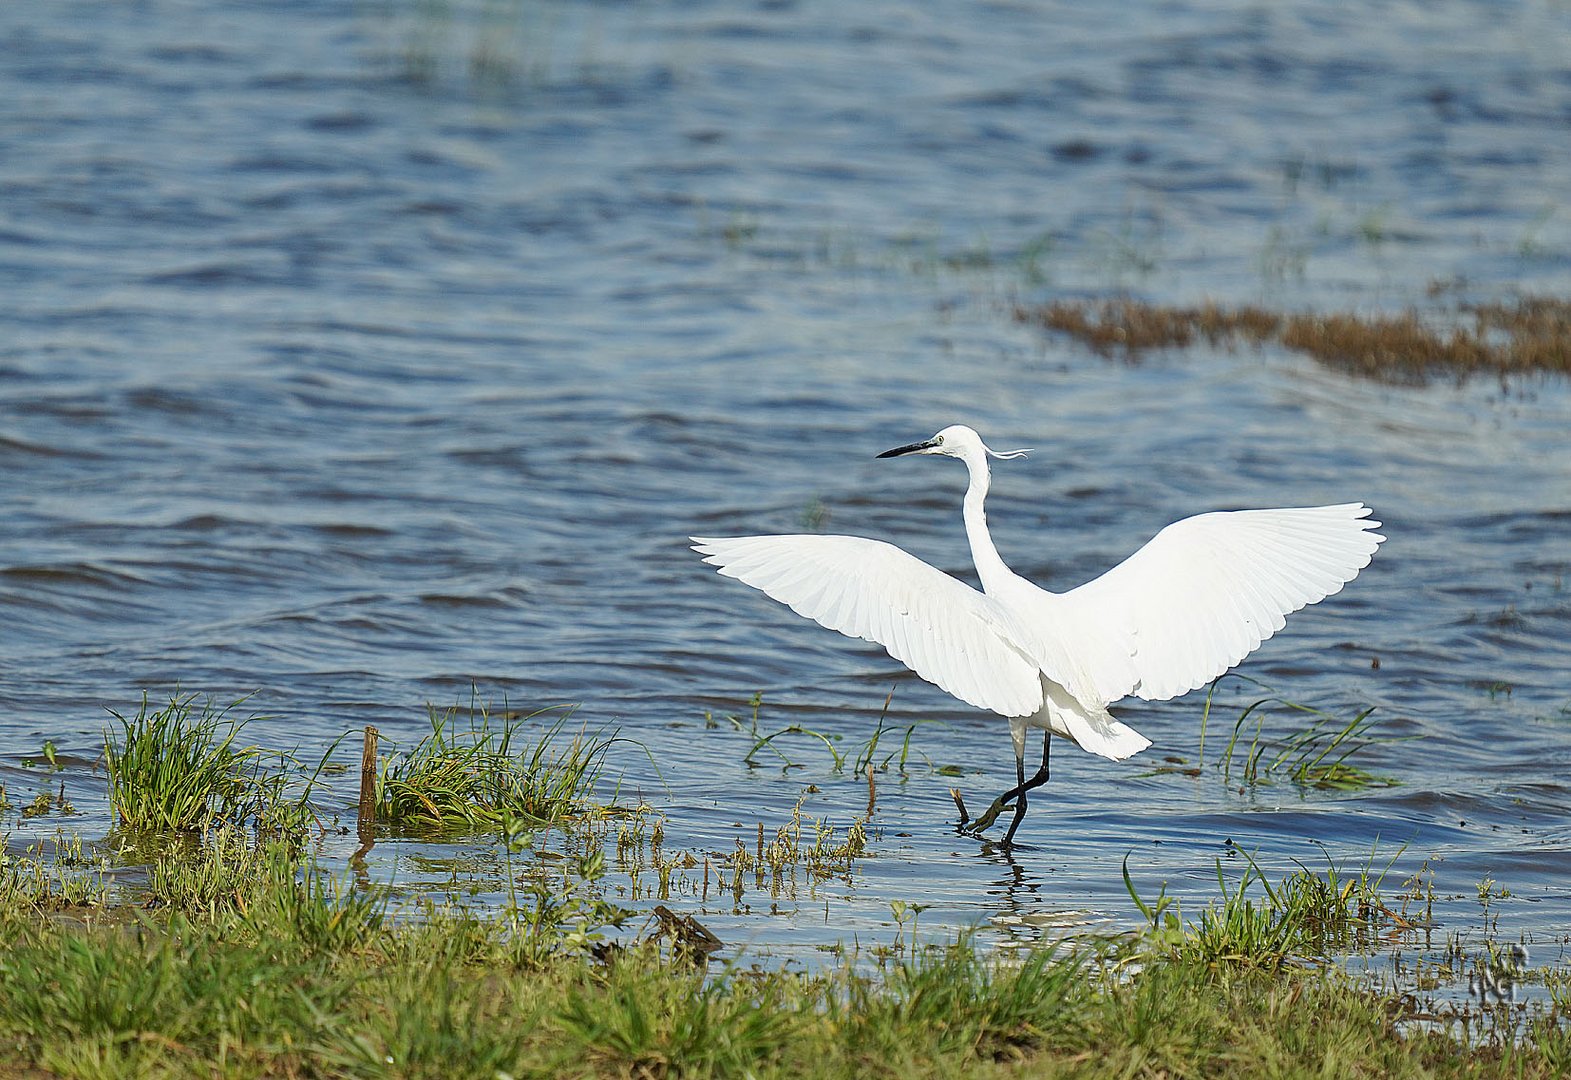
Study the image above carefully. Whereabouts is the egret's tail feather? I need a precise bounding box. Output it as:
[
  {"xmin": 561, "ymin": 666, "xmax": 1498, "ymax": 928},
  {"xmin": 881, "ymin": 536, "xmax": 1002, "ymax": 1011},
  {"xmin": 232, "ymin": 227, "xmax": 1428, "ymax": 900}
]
[
  {"xmin": 1040, "ymin": 678, "xmax": 1151, "ymax": 760},
  {"xmin": 1069, "ymin": 713, "xmax": 1152, "ymax": 761}
]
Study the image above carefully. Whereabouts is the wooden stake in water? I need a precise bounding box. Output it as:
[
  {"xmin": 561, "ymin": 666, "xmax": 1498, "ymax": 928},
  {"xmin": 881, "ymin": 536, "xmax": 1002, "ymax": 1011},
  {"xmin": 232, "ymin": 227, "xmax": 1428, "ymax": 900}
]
[{"xmin": 357, "ymin": 726, "xmax": 379, "ymax": 830}]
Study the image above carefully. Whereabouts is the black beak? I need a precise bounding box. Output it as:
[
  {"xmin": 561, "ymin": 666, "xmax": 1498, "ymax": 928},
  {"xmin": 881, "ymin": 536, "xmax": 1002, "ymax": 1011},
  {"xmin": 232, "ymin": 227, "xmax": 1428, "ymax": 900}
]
[{"xmin": 877, "ymin": 438, "xmax": 940, "ymax": 459}]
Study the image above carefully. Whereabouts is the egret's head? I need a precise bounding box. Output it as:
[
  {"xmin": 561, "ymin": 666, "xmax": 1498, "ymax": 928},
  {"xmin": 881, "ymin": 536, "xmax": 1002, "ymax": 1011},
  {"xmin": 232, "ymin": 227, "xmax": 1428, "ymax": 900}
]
[{"xmin": 877, "ymin": 425, "xmax": 1031, "ymax": 463}]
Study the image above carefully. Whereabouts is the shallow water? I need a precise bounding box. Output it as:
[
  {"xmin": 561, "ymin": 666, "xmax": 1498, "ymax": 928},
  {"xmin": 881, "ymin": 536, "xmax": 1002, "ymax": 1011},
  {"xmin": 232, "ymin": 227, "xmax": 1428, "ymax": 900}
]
[{"xmin": 3, "ymin": 0, "xmax": 1570, "ymax": 992}]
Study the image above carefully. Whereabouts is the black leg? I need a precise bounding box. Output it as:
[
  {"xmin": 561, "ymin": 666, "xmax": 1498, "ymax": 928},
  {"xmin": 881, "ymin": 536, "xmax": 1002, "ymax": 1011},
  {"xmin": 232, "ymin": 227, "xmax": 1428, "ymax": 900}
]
[
  {"xmin": 964, "ymin": 730, "xmax": 1052, "ymax": 843},
  {"xmin": 1001, "ymin": 732, "xmax": 1051, "ymax": 846}
]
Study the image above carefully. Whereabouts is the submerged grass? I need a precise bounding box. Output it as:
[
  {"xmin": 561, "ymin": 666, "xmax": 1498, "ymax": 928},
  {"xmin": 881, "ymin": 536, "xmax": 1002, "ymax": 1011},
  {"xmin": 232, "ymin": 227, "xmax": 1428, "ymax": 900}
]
[
  {"xmin": 0, "ymin": 832, "xmax": 111, "ymax": 911},
  {"xmin": 140, "ymin": 825, "xmax": 387, "ymax": 953},
  {"xmin": 1190, "ymin": 676, "xmax": 1405, "ymax": 792},
  {"xmin": 726, "ymin": 789, "xmax": 870, "ymax": 885},
  {"xmin": 723, "ymin": 691, "xmax": 941, "ymax": 776}
]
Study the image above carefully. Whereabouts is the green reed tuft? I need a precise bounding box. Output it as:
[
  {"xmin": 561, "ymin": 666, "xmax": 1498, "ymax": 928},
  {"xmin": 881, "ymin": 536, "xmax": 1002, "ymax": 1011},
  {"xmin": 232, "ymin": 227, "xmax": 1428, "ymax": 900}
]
[
  {"xmin": 376, "ymin": 702, "xmax": 614, "ymax": 834},
  {"xmin": 1198, "ymin": 676, "xmax": 1407, "ymax": 791},
  {"xmin": 104, "ymin": 693, "xmax": 262, "ymax": 832},
  {"xmin": 1124, "ymin": 846, "xmax": 1396, "ymax": 970}
]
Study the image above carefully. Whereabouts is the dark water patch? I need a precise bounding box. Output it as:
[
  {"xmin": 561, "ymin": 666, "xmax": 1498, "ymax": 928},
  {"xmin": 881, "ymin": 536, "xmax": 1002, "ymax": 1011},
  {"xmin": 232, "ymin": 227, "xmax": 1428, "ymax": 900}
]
[
  {"xmin": 121, "ymin": 386, "xmax": 230, "ymax": 416},
  {"xmin": 143, "ymin": 43, "xmax": 236, "ymax": 64},
  {"xmin": 305, "ymin": 111, "xmax": 377, "ymax": 133},
  {"xmin": 398, "ymin": 197, "xmax": 466, "ymax": 216},
  {"xmin": 0, "ymin": 563, "xmax": 151, "ymax": 591},
  {"xmin": 0, "ymin": 226, "xmax": 49, "ymax": 247},
  {"xmin": 305, "ymin": 522, "xmax": 397, "ymax": 539},
  {"xmin": 143, "ymin": 261, "xmax": 295, "ymax": 288},
  {"xmin": 0, "ymin": 434, "xmax": 101, "ymax": 460},
  {"xmin": 1050, "ymin": 139, "xmax": 1102, "ymax": 162},
  {"xmin": 245, "ymin": 72, "xmax": 376, "ymax": 94},
  {"xmin": 416, "ymin": 589, "xmax": 523, "ymax": 610}
]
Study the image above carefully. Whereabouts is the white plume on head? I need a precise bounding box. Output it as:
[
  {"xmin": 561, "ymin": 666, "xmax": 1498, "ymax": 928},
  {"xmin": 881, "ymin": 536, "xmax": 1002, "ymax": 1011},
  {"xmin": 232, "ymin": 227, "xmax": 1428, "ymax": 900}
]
[{"xmin": 985, "ymin": 444, "xmax": 1032, "ymax": 461}]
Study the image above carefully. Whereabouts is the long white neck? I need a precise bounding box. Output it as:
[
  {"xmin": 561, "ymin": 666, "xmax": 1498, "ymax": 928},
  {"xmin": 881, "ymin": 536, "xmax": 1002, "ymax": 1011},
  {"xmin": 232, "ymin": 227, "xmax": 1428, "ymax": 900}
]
[{"xmin": 961, "ymin": 451, "xmax": 1015, "ymax": 595}]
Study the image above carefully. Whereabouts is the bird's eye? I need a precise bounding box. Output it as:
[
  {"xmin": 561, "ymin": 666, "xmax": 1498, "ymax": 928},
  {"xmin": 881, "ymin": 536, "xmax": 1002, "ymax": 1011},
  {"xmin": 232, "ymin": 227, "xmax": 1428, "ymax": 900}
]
[{"xmin": 934, "ymin": 435, "xmax": 944, "ymax": 445}]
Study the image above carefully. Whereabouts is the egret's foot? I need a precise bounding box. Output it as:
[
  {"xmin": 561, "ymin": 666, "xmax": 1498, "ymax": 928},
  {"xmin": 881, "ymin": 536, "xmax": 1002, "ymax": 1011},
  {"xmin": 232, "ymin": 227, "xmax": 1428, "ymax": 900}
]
[
  {"xmin": 960, "ymin": 792, "xmax": 1018, "ymax": 838},
  {"xmin": 957, "ymin": 734, "xmax": 1049, "ymax": 845}
]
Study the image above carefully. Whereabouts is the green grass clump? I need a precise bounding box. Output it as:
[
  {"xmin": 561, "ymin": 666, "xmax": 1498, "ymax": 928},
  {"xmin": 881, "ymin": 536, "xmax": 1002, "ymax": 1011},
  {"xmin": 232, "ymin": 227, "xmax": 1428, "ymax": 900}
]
[
  {"xmin": 103, "ymin": 692, "xmax": 316, "ymax": 835},
  {"xmin": 376, "ymin": 703, "xmax": 614, "ymax": 834},
  {"xmin": 557, "ymin": 949, "xmax": 806, "ymax": 1077},
  {"xmin": 1125, "ymin": 850, "xmax": 1395, "ymax": 971},
  {"xmin": 837, "ymin": 938, "xmax": 1089, "ymax": 1065}
]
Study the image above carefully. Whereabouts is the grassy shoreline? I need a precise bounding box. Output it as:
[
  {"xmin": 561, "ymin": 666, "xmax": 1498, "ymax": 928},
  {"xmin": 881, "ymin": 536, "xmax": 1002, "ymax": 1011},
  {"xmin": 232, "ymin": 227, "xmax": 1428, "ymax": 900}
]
[
  {"xmin": 1, "ymin": 695, "xmax": 1566, "ymax": 1077},
  {"xmin": 1, "ymin": 879, "xmax": 1567, "ymax": 1078}
]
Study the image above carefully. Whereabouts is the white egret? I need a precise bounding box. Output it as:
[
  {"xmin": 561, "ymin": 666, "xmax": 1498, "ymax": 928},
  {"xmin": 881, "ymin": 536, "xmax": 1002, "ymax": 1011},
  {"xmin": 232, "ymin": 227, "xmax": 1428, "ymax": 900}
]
[{"xmin": 693, "ymin": 424, "xmax": 1384, "ymax": 846}]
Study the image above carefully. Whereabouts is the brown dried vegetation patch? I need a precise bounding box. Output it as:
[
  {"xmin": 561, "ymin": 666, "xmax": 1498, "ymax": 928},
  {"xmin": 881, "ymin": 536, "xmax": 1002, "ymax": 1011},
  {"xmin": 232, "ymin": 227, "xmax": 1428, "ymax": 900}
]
[{"xmin": 1016, "ymin": 296, "xmax": 1571, "ymax": 381}]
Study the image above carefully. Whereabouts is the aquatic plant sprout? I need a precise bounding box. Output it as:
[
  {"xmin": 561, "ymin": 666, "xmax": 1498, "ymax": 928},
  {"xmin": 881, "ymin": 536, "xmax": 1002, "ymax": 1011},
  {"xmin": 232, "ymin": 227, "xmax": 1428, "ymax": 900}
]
[{"xmin": 696, "ymin": 424, "xmax": 1384, "ymax": 846}]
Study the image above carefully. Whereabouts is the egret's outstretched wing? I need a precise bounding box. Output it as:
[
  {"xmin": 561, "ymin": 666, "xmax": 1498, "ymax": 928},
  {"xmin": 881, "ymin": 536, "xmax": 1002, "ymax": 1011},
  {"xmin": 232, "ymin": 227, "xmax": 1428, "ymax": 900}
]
[
  {"xmin": 1049, "ymin": 504, "xmax": 1384, "ymax": 705},
  {"xmin": 692, "ymin": 535, "xmax": 1044, "ymax": 717}
]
